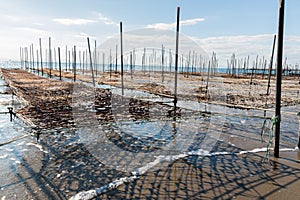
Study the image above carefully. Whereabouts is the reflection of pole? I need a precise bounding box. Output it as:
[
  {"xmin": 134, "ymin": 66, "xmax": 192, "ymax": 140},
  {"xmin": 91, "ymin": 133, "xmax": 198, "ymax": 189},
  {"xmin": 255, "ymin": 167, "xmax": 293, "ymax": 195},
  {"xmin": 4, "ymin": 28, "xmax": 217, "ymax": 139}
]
[
  {"xmin": 274, "ymin": 0, "xmax": 285, "ymax": 158},
  {"xmin": 120, "ymin": 22, "xmax": 124, "ymax": 96},
  {"xmin": 174, "ymin": 7, "xmax": 180, "ymax": 110}
]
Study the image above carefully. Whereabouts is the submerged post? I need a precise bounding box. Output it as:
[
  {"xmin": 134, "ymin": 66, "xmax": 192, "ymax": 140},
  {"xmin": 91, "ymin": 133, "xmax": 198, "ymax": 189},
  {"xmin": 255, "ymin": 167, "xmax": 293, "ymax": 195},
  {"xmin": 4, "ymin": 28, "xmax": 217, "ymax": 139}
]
[
  {"xmin": 174, "ymin": 6, "xmax": 180, "ymax": 110},
  {"xmin": 120, "ymin": 21, "xmax": 124, "ymax": 96},
  {"xmin": 274, "ymin": 0, "xmax": 285, "ymax": 158}
]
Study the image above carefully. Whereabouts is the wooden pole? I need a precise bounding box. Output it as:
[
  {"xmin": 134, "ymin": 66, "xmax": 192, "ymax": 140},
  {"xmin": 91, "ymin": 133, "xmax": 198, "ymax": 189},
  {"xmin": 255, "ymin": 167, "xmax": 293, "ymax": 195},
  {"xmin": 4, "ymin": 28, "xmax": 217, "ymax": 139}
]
[
  {"xmin": 49, "ymin": 37, "xmax": 52, "ymax": 78},
  {"xmin": 267, "ymin": 35, "xmax": 277, "ymax": 95},
  {"xmin": 206, "ymin": 61, "xmax": 211, "ymax": 91},
  {"xmin": 162, "ymin": 44, "xmax": 165, "ymax": 83},
  {"xmin": 79, "ymin": 50, "xmax": 82, "ymax": 72},
  {"xmin": 65, "ymin": 46, "xmax": 68, "ymax": 71},
  {"xmin": 143, "ymin": 48, "xmax": 146, "ymax": 75},
  {"xmin": 36, "ymin": 50, "xmax": 39, "ymax": 74},
  {"xmin": 54, "ymin": 47, "xmax": 57, "ymax": 70},
  {"xmin": 87, "ymin": 37, "xmax": 95, "ymax": 87},
  {"xmin": 120, "ymin": 22, "xmax": 124, "ymax": 96},
  {"xmin": 102, "ymin": 52, "xmax": 105, "ymax": 72},
  {"xmin": 31, "ymin": 44, "xmax": 35, "ymax": 72},
  {"xmin": 83, "ymin": 51, "xmax": 85, "ymax": 74},
  {"xmin": 274, "ymin": 0, "xmax": 285, "ymax": 158},
  {"xmin": 109, "ymin": 49, "xmax": 112, "ymax": 78},
  {"xmin": 58, "ymin": 47, "xmax": 62, "ymax": 80},
  {"xmin": 115, "ymin": 44, "xmax": 118, "ymax": 73},
  {"xmin": 19, "ymin": 47, "xmax": 22, "ymax": 69},
  {"xmin": 68, "ymin": 50, "xmax": 71, "ymax": 71},
  {"xmin": 174, "ymin": 6, "xmax": 180, "ymax": 110},
  {"xmin": 25, "ymin": 47, "xmax": 28, "ymax": 70},
  {"xmin": 130, "ymin": 51, "xmax": 133, "ymax": 79},
  {"xmin": 95, "ymin": 40, "xmax": 97, "ymax": 77},
  {"xmin": 73, "ymin": 45, "xmax": 76, "ymax": 82}
]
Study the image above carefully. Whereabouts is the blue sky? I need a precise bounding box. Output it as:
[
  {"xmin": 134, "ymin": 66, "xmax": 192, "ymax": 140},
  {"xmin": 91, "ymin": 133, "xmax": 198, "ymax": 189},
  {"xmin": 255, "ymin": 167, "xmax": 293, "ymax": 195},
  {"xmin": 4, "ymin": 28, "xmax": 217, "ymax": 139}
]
[{"xmin": 1, "ymin": 0, "xmax": 300, "ymax": 66}]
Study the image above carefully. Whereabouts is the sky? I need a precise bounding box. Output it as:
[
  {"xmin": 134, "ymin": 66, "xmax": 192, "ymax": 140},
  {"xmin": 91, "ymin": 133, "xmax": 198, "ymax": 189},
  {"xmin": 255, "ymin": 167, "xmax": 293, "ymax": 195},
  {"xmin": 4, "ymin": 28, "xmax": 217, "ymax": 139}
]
[{"xmin": 1, "ymin": 0, "xmax": 300, "ymax": 67}]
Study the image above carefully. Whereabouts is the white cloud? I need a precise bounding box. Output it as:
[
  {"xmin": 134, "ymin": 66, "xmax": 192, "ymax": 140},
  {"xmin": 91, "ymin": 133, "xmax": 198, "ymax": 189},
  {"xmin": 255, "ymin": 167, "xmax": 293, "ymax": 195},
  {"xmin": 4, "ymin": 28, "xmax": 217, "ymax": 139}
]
[
  {"xmin": 53, "ymin": 13, "xmax": 118, "ymax": 27},
  {"xmin": 15, "ymin": 27, "xmax": 49, "ymax": 35},
  {"xmin": 0, "ymin": 14, "xmax": 21, "ymax": 22},
  {"xmin": 53, "ymin": 18, "xmax": 97, "ymax": 25},
  {"xmin": 146, "ymin": 18, "xmax": 205, "ymax": 30},
  {"xmin": 75, "ymin": 32, "xmax": 96, "ymax": 40},
  {"xmin": 97, "ymin": 13, "xmax": 118, "ymax": 26}
]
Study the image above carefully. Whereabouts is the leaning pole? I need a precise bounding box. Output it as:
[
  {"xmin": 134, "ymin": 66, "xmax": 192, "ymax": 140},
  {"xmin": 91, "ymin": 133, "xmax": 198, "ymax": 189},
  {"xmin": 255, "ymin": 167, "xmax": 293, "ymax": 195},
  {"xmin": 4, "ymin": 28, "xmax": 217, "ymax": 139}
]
[{"xmin": 274, "ymin": 0, "xmax": 285, "ymax": 158}]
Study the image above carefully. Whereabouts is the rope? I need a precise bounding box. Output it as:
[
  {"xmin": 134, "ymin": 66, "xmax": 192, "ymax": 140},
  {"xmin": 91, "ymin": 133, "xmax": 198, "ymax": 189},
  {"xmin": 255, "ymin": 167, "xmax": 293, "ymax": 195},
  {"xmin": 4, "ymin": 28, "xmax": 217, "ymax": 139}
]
[
  {"xmin": 260, "ymin": 115, "xmax": 279, "ymax": 162},
  {"xmin": 0, "ymin": 134, "xmax": 30, "ymax": 147}
]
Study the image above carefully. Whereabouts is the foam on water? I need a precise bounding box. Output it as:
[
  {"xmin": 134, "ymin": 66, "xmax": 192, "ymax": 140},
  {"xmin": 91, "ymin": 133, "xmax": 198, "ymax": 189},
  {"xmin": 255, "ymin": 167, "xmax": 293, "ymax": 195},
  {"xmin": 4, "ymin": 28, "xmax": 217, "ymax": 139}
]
[
  {"xmin": 26, "ymin": 142, "xmax": 48, "ymax": 153},
  {"xmin": 70, "ymin": 146, "xmax": 297, "ymax": 200}
]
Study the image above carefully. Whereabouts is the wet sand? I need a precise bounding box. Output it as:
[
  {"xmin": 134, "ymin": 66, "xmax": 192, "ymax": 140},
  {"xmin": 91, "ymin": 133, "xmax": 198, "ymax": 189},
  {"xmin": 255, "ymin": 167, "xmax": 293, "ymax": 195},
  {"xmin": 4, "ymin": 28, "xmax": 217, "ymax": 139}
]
[
  {"xmin": 0, "ymin": 68, "xmax": 299, "ymax": 200},
  {"xmin": 46, "ymin": 68, "xmax": 300, "ymax": 109}
]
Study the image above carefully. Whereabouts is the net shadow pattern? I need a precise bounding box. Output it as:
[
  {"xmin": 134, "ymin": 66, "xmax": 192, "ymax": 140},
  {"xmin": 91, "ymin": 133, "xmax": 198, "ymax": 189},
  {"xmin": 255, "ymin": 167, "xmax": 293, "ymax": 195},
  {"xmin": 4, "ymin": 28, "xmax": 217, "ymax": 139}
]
[{"xmin": 103, "ymin": 141, "xmax": 300, "ymax": 199}]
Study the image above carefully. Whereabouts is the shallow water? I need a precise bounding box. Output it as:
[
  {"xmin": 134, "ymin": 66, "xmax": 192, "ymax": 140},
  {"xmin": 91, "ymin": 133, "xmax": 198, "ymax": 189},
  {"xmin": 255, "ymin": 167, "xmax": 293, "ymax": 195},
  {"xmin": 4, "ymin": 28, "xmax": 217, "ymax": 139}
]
[
  {"xmin": 0, "ymin": 77, "xmax": 47, "ymax": 199},
  {"xmin": 1, "ymin": 68, "xmax": 299, "ymax": 199}
]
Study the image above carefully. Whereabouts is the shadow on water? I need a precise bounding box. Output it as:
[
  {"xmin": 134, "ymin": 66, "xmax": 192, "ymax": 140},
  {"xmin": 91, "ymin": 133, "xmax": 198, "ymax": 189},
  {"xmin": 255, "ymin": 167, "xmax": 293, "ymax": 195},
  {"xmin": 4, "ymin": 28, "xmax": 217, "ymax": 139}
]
[
  {"xmin": 1, "ymin": 71, "xmax": 299, "ymax": 199},
  {"xmin": 104, "ymin": 141, "xmax": 300, "ymax": 199}
]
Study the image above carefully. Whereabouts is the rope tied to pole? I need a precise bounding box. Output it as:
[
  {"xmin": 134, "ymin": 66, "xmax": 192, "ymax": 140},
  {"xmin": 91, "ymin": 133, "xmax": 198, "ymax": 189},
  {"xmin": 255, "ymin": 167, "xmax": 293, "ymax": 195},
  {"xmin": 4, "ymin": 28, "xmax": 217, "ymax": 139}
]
[{"xmin": 260, "ymin": 115, "xmax": 279, "ymax": 162}]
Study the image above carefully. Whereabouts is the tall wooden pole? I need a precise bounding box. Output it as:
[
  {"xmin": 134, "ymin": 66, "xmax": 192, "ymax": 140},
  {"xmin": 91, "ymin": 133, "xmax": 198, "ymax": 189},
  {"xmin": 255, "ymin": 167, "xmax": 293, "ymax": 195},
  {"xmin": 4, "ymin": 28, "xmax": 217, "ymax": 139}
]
[
  {"xmin": 120, "ymin": 22, "xmax": 124, "ymax": 96},
  {"xmin": 58, "ymin": 47, "xmax": 62, "ymax": 80},
  {"xmin": 36, "ymin": 50, "xmax": 39, "ymax": 73},
  {"xmin": 49, "ymin": 37, "xmax": 52, "ymax": 78},
  {"xmin": 87, "ymin": 37, "xmax": 95, "ymax": 87},
  {"xmin": 19, "ymin": 47, "xmax": 22, "ymax": 69},
  {"xmin": 174, "ymin": 7, "xmax": 180, "ymax": 110},
  {"xmin": 31, "ymin": 44, "xmax": 35, "ymax": 71},
  {"xmin": 65, "ymin": 46, "xmax": 68, "ymax": 71},
  {"xmin": 95, "ymin": 40, "xmax": 97, "ymax": 77},
  {"xmin": 274, "ymin": 0, "xmax": 285, "ymax": 158},
  {"xmin": 73, "ymin": 45, "xmax": 76, "ymax": 82},
  {"xmin": 115, "ymin": 44, "xmax": 118, "ymax": 73},
  {"xmin": 267, "ymin": 35, "xmax": 276, "ymax": 95}
]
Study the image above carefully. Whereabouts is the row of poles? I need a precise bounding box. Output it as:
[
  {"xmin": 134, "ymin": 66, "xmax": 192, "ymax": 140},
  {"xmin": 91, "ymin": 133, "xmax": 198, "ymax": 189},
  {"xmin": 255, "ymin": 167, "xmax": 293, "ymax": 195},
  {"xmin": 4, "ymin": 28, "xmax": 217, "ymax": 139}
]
[
  {"xmin": 226, "ymin": 35, "xmax": 299, "ymax": 78},
  {"xmin": 18, "ymin": 4, "xmax": 287, "ymax": 157},
  {"xmin": 20, "ymin": 44, "xmax": 218, "ymax": 81},
  {"xmin": 20, "ymin": 38, "xmax": 299, "ymax": 85},
  {"xmin": 20, "ymin": 38, "xmax": 99, "ymax": 79}
]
